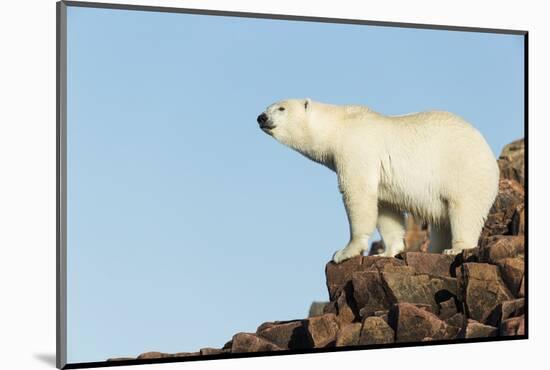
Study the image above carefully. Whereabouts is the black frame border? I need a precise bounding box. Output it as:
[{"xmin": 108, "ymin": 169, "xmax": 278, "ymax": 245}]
[{"xmin": 56, "ymin": 1, "xmax": 529, "ymax": 369}]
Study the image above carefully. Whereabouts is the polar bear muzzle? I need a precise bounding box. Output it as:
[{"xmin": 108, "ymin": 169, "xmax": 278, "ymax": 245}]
[{"xmin": 257, "ymin": 112, "xmax": 275, "ymax": 132}]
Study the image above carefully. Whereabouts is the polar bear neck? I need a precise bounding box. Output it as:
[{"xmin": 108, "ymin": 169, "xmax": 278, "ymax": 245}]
[
  {"xmin": 278, "ymin": 102, "xmax": 379, "ymax": 171},
  {"xmin": 293, "ymin": 136, "xmax": 337, "ymax": 171},
  {"xmin": 290, "ymin": 104, "xmax": 352, "ymax": 171}
]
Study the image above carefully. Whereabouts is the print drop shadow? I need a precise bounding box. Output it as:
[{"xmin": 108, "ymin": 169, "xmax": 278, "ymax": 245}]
[{"xmin": 33, "ymin": 353, "xmax": 56, "ymax": 366}]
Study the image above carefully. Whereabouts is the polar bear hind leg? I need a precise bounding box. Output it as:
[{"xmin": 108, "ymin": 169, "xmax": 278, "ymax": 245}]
[
  {"xmin": 376, "ymin": 206, "xmax": 406, "ymax": 257},
  {"xmin": 445, "ymin": 199, "xmax": 485, "ymax": 255}
]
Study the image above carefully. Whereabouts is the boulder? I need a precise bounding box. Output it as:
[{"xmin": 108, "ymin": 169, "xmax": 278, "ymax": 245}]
[
  {"xmin": 460, "ymin": 263, "xmax": 514, "ymax": 323},
  {"xmin": 381, "ymin": 269, "xmax": 458, "ymax": 314},
  {"xmin": 458, "ymin": 320, "xmax": 497, "ymax": 339},
  {"xmin": 107, "ymin": 357, "xmax": 135, "ymax": 362},
  {"xmin": 199, "ymin": 348, "xmax": 224, "ymax": 355},
  {"xmin": 335, "ymin": 323, "xmax": 362, "ymax": 346},
  {"xmin": 497, "ymin": 257, "xmax": 525, "ymax": 296},
  {"xmin": 359, "ymin": 316, "xmax": 395, "ymax": 345},
  {"xmin": 479, "ymin": 236, "xmax": 525, "ymax": 264},
  {"xmin": 325, "ymin": 256, "xmax": 365, "ymax": 301},
  {"xmin": 363, "ymin": 257, "xmax": 412, "ymax": 272},
  {"xmin": 305, "ymin": 313, "xmax": 340, "ymax": 348},
  {"xmin": 256, "ymin": 320, "xmax": 310, "ymax": 349},
  {"xmin": 352, "ymin": 262, "xmax": 458, "ymax": 316},
  {"xmin": 445, "ymin": 313, "xmax": 466, "ymax": 329},
  {"xmin": 137, "ymin": 352, "xmax": 173, "ymax": 359},
  {"xmin": 500, "ymin": 315, "xmax": 525, "ymax": 336},
  {"xmin": 438, "ymin": 298, "xmax": 458, "ymax": 320},
  {"xmin": 325, "ymin": 256, "xmax": 405, "ymax": 300},
  {"xmin": 231, "ymin": 333, "xmax": 282, "ymax": 353},
  {"xmin": 497, "ymin": 138, "xmax": 525, "ymax": 185},
  {"xmin": 334, "ymin": 289, "xmax": 359, "ymax": 324},
  {"xmin": 389, "ymin": 303, "xmax": 459, "ymax": 343},
  {"xmin": 400, "ymin": 252, "xmax": 455, "ymax": 277},
  {"xmin": 510, "ymin": 205, "xmax": 525, "ymax": 236},
  {"xmin": 370, "ymin": 310, "xmax": 390, "ymax": 323},
  {"xmin": 480, "ymin": 179, "xmax": 524, "ymax": 243},
  {"xmin": 352, "ymin": 270, "xmax": 392, "ymax": 316},
  {"xmin": 486, "ymin": 299, "xmax": 525, "ymax": 327}
]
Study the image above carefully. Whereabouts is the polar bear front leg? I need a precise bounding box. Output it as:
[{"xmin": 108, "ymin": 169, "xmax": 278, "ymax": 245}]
[
  {"xmin": 376, "ymin": 206, "xmax": 405, "ymax": 257},
  {"xmin": 333, "ymin": 172, "xmax": 379, "ymax": 264}
]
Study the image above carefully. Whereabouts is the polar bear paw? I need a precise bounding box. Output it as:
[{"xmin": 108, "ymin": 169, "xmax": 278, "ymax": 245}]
[
  {"xmin": 332, "ymin": 244, "xmax": 364, "ymax": 264},
  {"xmin": 442, "ymin": 248, "xmax": 462, "ymax": 256}
]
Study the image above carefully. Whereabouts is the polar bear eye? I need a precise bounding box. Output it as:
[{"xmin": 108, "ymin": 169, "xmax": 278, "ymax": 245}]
[{"xmin": 278, "ymin": 107, "xmax": 285, "ymax": 111}]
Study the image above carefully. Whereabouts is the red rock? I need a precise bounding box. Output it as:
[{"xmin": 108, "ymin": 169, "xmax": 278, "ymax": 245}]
[
  {"xmin": 335, "ymin": 323, "xmax": 362, "ymax": 346},
  {"xmin": 352, "ymin": 262, "xmax": 457, "ymax": 316},
  {"xmin": 497, "ymin": 138, "xmax": 525, "ymax": 185},
  {"xmin": 371, "ymin": 310, "xmax": 389, "ymax": 323},
  {"xmin": 326, "ymin": 257, "xmax": 407, "ymax": 301},
  {"xmin": 334, "ymin": 290, "xmax": 358, "ymax": 324},
  {"xmin": 199, "ymin": 348, "xmax": 224, "ymax": 355},
  {"xmin": 500, "ymin": 315, "xmax": 525, "ymax": 336},
  {"xmin": 460, "ymin": 248, "xmax": 480, "ymax": 262},
  {"xmin": 256, "ymin": 320, "xmax": 310, "ymax": 350},
  {"xmin": 445, "ymin": 313, "xmax": 466, "ymax": 329},
  {"xmin": 359, "ymin": 316, "xmax": 394, "ymax": 345},
  {"xmin": 362, "ymin": 256, "xmax": 408, "ymax": 272},
  {"xmin": 325, "ymin": 256, "xmax": 365, "ymax": 301},
  {"xmin": 352, "ymin": 270, "xmax": 392, "ymax": 316},
  {"xmin": 479, "ymin": 236, "xmax": 525, "ymax": 264},
  {"xmin": 381, "ymin": 269, "xmax": 458, "ymax": 314},
  {"xmin": 458, "ymin": 319, "xmax": 497, "ymax": 338},
  {"xmin": 173, "ymin": 352, "xmax": 199, "ymax": 357},
  {"xmin": 359, "ymin": 307, "xmax": 390, "ymax": 321},
  {"xmin": 401, "ymin": 252, "xmax": 455, "ymax": 277},
  {"xmin": 389, "ymin": 303, "xmax": 459, "ymax": 343},
  {"xmin": 305, "ymin": 313, "xmax": 340, "ymax": 348},
  {"xmin": 511, "ymin": 206, "xmax": 525, "ymax": 236},
  {"xmin": 107, "ymin": 357, "xmax": 136, "ymax": 361},
  {"xmin": 486, "ymin": 299, "xmax": 525, "ymax": 327},
  {"xmin": 323, "ymin": 301, "xmax": 338, "ymax": 315},
  {"xmin": 460, "ymin": 263, "xmax": 514, "ymax": 323},
  {"xmin": 497, "ymin": 257, "xmax": 525, "ymax": 296},
  {"xmin": 480, "ymin": 179, "xmax": 524, "ymax": 242},
  {"xmin": 438, "ymin": 298, "xmax": 458, "ymax": 320},
  {"xmin": 137, "ymin": 352, "xmax": 173, "ymax": 359},
  {"xmin": 231, "ymin": 333, "xmax": 282, "ymax": 353}
]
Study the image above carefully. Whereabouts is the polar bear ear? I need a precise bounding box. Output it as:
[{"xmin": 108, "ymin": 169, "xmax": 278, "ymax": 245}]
[{"xmin": 304, "ymin": 98, "xmax": 311, "ymax": 110}]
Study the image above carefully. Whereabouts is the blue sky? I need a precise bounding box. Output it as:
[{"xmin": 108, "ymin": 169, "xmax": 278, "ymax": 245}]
[{"xmin": 66, "ymin": 6, "xmax": 524, "ymax": 363}]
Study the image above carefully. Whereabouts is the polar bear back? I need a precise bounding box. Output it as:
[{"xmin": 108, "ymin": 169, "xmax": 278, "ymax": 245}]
[{"xmin": 345, "ymin": 110, "xmax": 499, "ymax": 223}]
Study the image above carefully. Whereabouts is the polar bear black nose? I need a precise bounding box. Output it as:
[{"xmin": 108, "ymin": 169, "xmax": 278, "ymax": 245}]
[{"xmin": 257, "ymin": 113, "xmax": 268, "ymax": 125}]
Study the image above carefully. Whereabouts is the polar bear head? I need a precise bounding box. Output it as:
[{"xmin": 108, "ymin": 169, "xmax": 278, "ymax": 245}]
[{"xmin": 257, "ymin": 98, "xmax": 319, "ymax": 152}]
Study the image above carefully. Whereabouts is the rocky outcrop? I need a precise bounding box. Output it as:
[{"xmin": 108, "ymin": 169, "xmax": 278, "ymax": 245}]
[
  {"xmin": 498, "ymin": 138, "xmax": 525, "ymax": 185},
  {"xmin": 111, "ymin": 139, "xmax": 525, "ymax": 362},
  {"xmin": 480, "ymin": 179, "xmax": 525, "ymax": 243},
  {"xmin": 308, "ymin": 301, "xmax": 329, "ymax": 317}
]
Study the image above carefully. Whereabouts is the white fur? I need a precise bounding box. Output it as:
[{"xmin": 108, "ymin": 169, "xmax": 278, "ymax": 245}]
[{"xmin": 259, "ymin": 99, "xmax": 499, "ymax": 263}]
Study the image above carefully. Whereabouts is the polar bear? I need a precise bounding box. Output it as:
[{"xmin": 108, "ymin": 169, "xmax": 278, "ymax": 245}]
[{"xmin": 257, "ymin": 99, "xmax": 499, "ymax": 263}]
